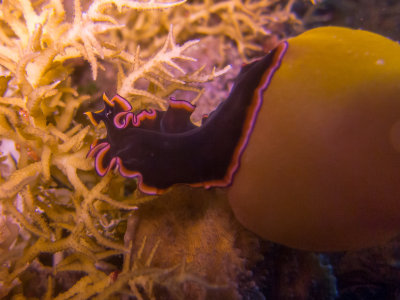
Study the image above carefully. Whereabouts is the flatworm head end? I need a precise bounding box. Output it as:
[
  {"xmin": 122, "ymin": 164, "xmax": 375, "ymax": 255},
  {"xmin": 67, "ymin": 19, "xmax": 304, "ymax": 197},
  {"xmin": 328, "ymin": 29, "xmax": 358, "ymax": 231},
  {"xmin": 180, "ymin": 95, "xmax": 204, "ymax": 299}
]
[{"xmin": 85, "ymin": 94, "xmax": 132, "ymax": 127}]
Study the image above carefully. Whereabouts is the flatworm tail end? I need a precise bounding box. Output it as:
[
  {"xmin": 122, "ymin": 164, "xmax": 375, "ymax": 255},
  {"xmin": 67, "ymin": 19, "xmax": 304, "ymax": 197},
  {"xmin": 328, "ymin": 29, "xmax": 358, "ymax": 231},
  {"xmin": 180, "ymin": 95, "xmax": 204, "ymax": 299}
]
[{"xmin": 222, "ymin": 41, "xmax": 289, "ymax": 187}]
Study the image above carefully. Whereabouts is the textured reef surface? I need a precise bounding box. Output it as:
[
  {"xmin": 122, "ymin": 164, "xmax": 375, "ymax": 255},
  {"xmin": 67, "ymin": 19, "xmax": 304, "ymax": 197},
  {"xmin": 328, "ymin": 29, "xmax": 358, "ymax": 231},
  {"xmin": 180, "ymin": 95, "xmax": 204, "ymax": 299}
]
[{"xmin": 0, "ymin": 0, "xmax": 399, "ymax": 299}]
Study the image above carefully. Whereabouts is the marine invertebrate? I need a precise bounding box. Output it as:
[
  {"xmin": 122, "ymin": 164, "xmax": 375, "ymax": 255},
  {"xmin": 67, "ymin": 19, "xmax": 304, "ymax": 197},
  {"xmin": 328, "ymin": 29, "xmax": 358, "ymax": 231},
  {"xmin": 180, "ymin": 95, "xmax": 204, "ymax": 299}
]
[
  {"xmin": 86, "ymin": 39, "xmax": 284, "ymax": 194},
  {"xmin": 228, "ymin": 26, "xmax": 400, "ymax": 251}
]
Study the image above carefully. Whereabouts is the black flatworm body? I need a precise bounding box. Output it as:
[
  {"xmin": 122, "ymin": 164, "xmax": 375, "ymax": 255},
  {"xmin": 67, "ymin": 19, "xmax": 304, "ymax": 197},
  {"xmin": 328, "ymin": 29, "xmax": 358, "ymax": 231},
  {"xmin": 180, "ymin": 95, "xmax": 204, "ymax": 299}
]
[{"xmin": 86, "ymin": 42, "xmax": 288, "ymax": 194}]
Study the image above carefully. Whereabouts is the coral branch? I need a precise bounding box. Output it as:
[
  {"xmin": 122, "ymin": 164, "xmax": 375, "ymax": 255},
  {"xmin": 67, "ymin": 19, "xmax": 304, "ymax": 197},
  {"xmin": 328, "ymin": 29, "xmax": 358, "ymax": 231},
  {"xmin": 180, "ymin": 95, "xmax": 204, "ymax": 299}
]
[
  {"xmin": 118, "ymin": 27, "xmax": 199, "ymax": 97},
  {"xmin": 0, "ymin": 163, "xmax": 41, "ymax": 199}
]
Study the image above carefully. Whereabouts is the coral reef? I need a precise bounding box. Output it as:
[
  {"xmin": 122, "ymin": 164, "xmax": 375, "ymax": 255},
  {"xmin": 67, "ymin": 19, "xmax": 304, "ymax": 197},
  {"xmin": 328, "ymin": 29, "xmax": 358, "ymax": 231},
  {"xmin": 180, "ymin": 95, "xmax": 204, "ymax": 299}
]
[{"xmin": 0, "ymin": 0, "xmax": 330, "ymax": 299}]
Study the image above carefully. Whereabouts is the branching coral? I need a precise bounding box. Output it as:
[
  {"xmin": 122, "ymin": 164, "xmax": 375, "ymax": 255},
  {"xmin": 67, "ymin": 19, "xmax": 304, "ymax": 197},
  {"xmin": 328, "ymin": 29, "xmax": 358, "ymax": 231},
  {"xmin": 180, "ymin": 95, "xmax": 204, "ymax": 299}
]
[
  {"xmin": 0, "ymin": 0, "xmax": 310, "ymax": 298},
  {"xmin": 115, "ymin": 0, "xmax": 306, "ymax": 64},
  {"xmin": 117, "ymin": 27, "xmax": 231, "ymax": 111},
  {"xmin": 182, "ymin": 0, "xmax": 278, "ymax": 60}
]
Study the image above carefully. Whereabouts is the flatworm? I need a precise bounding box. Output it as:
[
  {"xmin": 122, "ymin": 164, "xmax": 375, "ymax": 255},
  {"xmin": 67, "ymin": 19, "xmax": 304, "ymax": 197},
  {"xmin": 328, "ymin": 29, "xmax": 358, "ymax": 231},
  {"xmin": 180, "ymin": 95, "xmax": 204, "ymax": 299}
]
[{"xmin": 86, "ymin": 42, "xmax": 288, "ymax": 194}]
